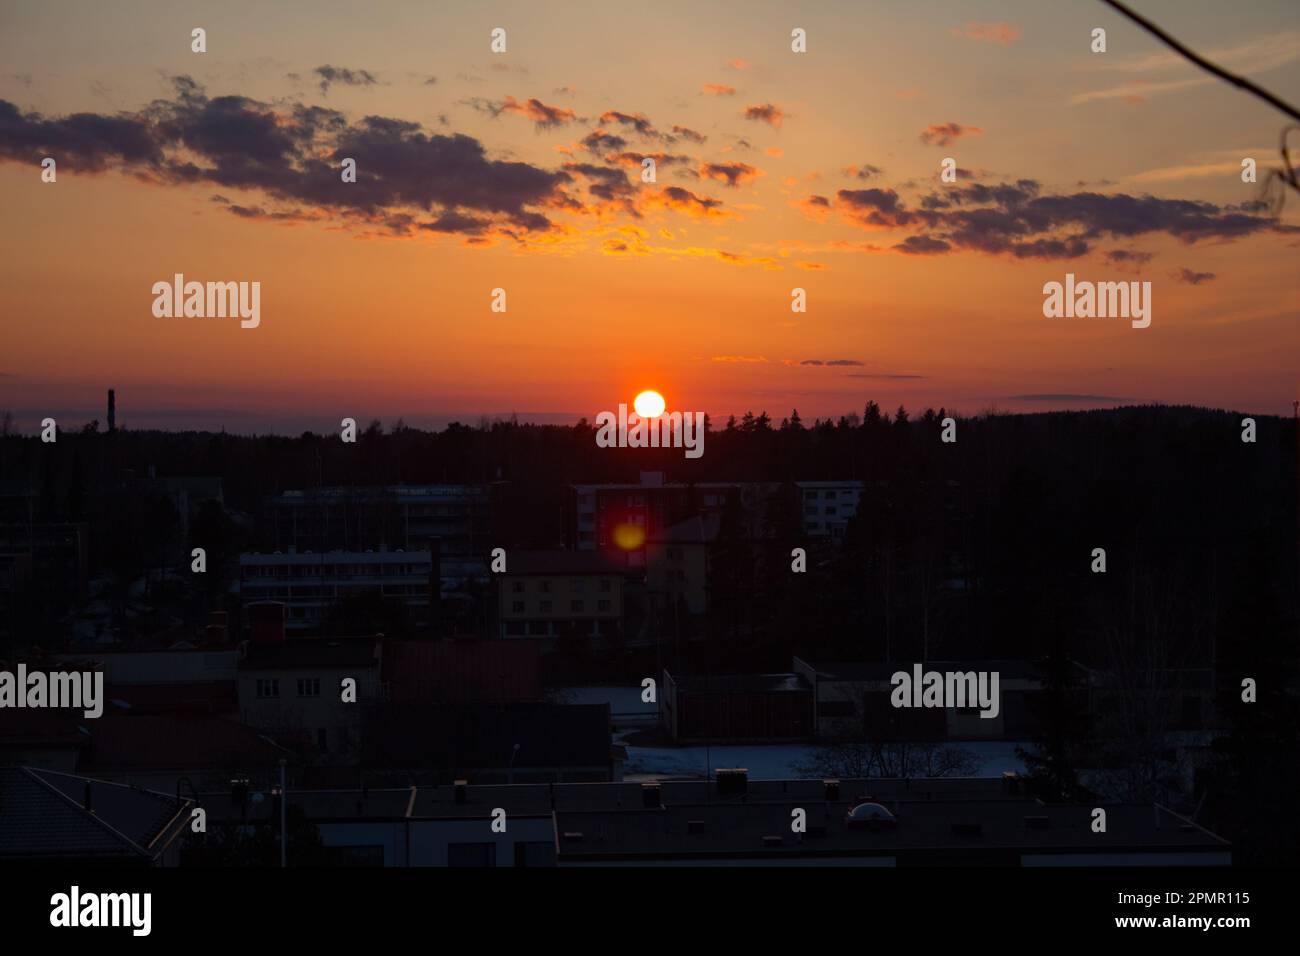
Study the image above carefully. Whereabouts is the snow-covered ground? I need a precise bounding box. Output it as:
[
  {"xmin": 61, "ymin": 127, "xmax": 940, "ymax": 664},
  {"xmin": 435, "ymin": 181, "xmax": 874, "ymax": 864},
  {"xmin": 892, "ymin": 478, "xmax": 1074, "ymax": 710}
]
[{"xmin": 620, "ymin": 738, "xmax": 1028, "ymax": 780}]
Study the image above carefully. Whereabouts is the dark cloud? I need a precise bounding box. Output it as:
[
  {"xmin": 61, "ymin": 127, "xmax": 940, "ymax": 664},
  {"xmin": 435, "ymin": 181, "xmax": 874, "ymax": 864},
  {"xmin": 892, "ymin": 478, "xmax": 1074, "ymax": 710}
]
[
  {"xmin": 842, "ymin": 164, "xmax": 883, "ymax": 180},
  {"xmin": 1010, "ymin": 394, "xmax": 1130, "ymax": 402},
  {"xmin": 1172, "ymin": 267, "xmax": 1216, "ymax": 285},
  {"xmin": 581, "ymin": 129, "xmax": 628, "ymax": 153},
  {"xmin": 314, "ymin": 65, "xmax": 379, "ymax": 94},
  {"xmin": 0, "ymin": 79, "xmax": 567, "ymax": 239},
  {"xmin": 743, "ymin": 103, "xmax": 786, "ymax": 127},
  {"xmin": 672, "ymin": 124, "xmax": 707, "ymax": 144},
  {"xmin": 895, "ymin": 235, "xmax": 950, "ymax": 254},
  {"xmin": 800, "ymin": 359, "xmax": 864, "ymax": 367},
  {"xmin": 599, "ymin": 110, "xmax": 665, "ymax": 140},
  {"xmin": 836, "ymin": 188, "xmax": 914, "ymax": 227},
  {"xmin": 699, "ymin": 161, "xmax": 760, "ymax": 187},
  {"xmin": 846, "ymin": 373, "xmax": 927, "ymax": 380},
  {"xmin": 0, "ymin": 98, "xmax": 162, "ymax": 171},
  {"xmin": 829, "ymin": 178, "xmax": 1290, "ymax": 259}
]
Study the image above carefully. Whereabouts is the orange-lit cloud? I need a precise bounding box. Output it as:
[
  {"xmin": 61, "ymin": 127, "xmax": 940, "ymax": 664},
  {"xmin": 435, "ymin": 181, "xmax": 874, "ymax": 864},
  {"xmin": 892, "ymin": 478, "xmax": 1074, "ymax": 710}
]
[
  {"xmin": 496, "ymin": 95, "xmax": 578, "ymax": 129},
  {"xmin": 919, "ymin": 122, "xmax": 982, "ymax": 147},
  {"xmin": 951, "ymin": 22, "xmax": 1020, "ymax": 45},
  {"xmin": 702, "ymin": 83, "xmax": 737, "ymax": 96}
]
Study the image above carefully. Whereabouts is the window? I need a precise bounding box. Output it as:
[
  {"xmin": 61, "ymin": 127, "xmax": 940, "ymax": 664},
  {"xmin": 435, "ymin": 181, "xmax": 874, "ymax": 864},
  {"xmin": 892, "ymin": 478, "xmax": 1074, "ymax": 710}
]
[
  {"xmin": 667, "ymin": 547, "xmax": 682, "ymax": 561},
  {"xmin": 597, "ymin": 599, "xmax": 610, "ymax": 612},
  {"xmin": 599, "ymin": 578, "xmax": 612, "ymax": 592},
  {"xmin": 317, "ymin": 728, "xmax": 328, "ymax": 751},
  {"xmin": 806, "ymin": 490, "xmax": 819, "ymax": 500},
  {"xmin": 514, "ymin": 842, "xmax": 556, "ymax": 867},
  {"xmin": 511, "ymin": 581, "xmax": 524, "ymax": 593},
  {"xmin": 512, "ymin": 600, "xmax": 525, "ymax": 613},
  {"xmin": 825, "ymin": 506, "xmax": 838, "ymax": 515},
  {"xmin": 571, "ymin": 578, "xmax": 585, "ymax": 593},
  {"xmin": 256, "ymin": 679, "xmax": 279, "ymax": 699},
  {"xmin": 571, "ymin": 600, "xmax": 584, "ymax": 612},
  {"xmin": 505, "ymin": 621, "xmax": 526, "ymax": 636},
  {"xmin": 540, "ymin": 600, "xmax": 552, "ymax": 612},
  {"xmin": 297, "ymin": 678, "xmax": 320, "ymax": 697},
  {"xmin": 540, "ymin": 580, "xmax": 551, "ymax": 593},
  {"xmin": 448, "ymin": 842, "xmax": 496, "ymax": 867}
]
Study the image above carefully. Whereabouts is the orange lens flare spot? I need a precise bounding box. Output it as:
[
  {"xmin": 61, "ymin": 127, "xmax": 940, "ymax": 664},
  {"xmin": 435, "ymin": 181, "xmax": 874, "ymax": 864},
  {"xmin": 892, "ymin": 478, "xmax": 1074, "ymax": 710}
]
[{"xmin": 612, "ymin": 523, "xmax": 646, "ymax": 551}]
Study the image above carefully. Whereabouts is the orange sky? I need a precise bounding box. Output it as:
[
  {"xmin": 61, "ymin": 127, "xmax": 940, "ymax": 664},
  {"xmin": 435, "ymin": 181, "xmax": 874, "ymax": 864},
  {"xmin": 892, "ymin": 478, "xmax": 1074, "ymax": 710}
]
[{"xmin": 1, "ymin": 0, "xmax": 1297, "ymax": 432}]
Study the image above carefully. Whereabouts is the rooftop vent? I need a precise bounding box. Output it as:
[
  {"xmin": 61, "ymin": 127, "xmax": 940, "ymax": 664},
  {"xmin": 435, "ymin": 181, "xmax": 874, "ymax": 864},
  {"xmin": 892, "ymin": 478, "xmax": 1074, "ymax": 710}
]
[
  {"xmin": 845, "ymin": 802, "xmax": 897, "ymax": 831},
  {"xmin": 563, "ymin": 831, "xmax": 584, "ymax": 843},
  {"xmin": 641, "ymin": 783, "xmax": 662, "ymax": 808},
  {"xmin": 761, "ymin": 835, "xmax": 783, "ymax": 848},
  {"xmin": 823, "ymin": 779, "xmax": 840, "ymax": 802},
  {"xmin": 454, "ymin": 779, "xmax": 468, "ymax": 804},
  {"xmin": 686, "ymin": 819, "xmax": 705, "ymax": 835}
]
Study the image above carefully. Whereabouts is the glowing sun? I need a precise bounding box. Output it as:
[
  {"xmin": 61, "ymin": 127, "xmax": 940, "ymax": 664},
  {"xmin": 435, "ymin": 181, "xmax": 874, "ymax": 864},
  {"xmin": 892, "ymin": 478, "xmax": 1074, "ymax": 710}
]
[{"xmin": 634, "ymin": 390, "xmax": 666, "ymax": 418}]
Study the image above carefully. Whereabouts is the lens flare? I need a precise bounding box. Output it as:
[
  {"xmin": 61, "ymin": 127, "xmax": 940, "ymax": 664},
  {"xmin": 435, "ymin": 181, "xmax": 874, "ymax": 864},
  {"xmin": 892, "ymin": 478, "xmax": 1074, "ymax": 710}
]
[
  {"xmin": 634, "ymin": 390, "xmax": 666, "ymax": 418},
  {"xmin": 612, "ymin": 523, "xmax": 646, "ymax": 551}
]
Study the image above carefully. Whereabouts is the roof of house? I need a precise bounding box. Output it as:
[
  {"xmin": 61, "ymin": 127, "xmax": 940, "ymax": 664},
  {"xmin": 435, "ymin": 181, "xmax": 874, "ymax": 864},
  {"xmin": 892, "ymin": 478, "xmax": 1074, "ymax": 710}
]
[
  {"xmin": 104, "ymin": 680, "xmax": 238, "ymax": 715},
  {"xmin": 382, "ymin": 638, "xmax": 542, "ymax": 705},
  {"xmin": 0, "ymin": 767, "xmax": 190, "ymax": 860},
  {"xmin": 361, "ymin": 702, "xmax": 611, "ymax": 771},
  {"xmin": 79, "ymin": 713, "xmax": 291, "ymax": 772},
  {"xmin": 669, "ymin": 672, "xmax": 811, "ymax": 694},
  {"xmin": 240, "ymin": 636, "xmax": 379, "ymax": 671}
]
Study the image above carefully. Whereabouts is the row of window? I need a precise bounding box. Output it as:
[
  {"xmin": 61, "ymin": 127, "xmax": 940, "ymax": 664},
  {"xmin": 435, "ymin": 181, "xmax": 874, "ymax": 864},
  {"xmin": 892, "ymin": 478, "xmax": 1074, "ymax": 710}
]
[
  {"xmin": 255, "ymin": 677, "xmax": 321, "ymax": 699},
  {"xmin": 510, "ymin": 578, "xmax": 613, "ymax": 594},
  {"xmin": 509, "ymin": 599, "xmax": 612, "ymax": 614}
]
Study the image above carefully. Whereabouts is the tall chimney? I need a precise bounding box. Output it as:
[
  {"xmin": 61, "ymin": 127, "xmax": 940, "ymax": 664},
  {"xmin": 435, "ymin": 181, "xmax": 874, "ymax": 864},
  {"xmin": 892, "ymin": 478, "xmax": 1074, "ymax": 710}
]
[{"xmin": 107, "ymin": 389, "xmax": 116, "ymax": 433}]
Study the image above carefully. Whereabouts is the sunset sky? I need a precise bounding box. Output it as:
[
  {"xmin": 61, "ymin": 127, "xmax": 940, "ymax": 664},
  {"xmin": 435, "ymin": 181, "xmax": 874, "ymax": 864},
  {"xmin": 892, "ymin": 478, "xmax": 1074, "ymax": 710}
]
[{"xmin": 1, "ymin": 0, "xmax": 1297, "ymax": 433}]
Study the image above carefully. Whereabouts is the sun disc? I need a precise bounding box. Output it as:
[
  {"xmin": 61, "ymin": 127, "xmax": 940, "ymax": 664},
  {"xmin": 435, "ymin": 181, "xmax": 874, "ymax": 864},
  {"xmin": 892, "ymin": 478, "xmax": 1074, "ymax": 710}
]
[{"xmin": 634, "ymin": 390, "xmax": 666, "ymax": 418}]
